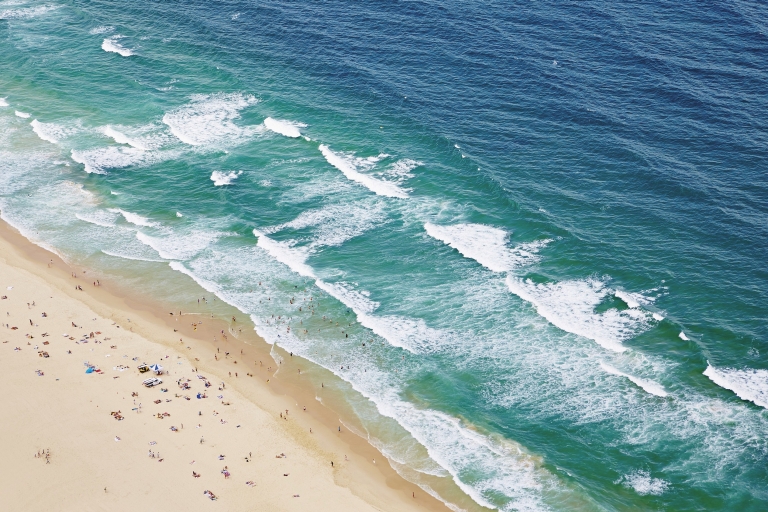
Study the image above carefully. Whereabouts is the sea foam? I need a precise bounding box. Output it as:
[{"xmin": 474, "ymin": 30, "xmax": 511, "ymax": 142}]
[
  {"xmin": 600, "ymin": 362, "xmax": 668, "ymax": 397},
  {"xmin": 108, "ymin": 208, "xmax": 157, "ymax": 227},
  {"xmin": 102, "ymin": 36, "xmax": 133, "ymax": 57},
  {"xmin": 319, "ymin": 145, "xmax": 409, "ymax": 199},
  {"xmin": 31, "ymin": 119, "xmax": 73, "ymax": 144},
  {"xmin": 0, "ymin": 5, "xmax": 58, "ymax": 20},
  {"xmin": 704, "ymin": 364, "xmax": 768, "ymax": 408},
  {"xmin": 253, "ymin": 230, "xmax": 315, "ymax": 278},
  {"xmin": 0, "ymin": 98, "xmax": 8, "ymax": 107},
  {"xmin": 506, "ymin": 276, "xmax": 654, "ymax": 352},
  {"xmin": 263, "ymin": 117, "xmax": 305, "ymax": 138},
  {"xmin": 136, "ymin": 230, "xmax": 221, "ymax": 260},
  {"xmin": 71, "ymin": 146, "xmax": 153, "ymax": 174},
  {"xmin": 75, "ymin": 210, "xmax": 119, "ymax": 228},
  {"xmin": 425, "ymin": 222, "xmax": 549, "ymax": 272},
  {"xmin": 210, "ymin": 170, "xmax": 242, "ymax": 186},
  {"xmin": 618, "ymin": 471, "xmax": 669, "ymax": 496},
  {"xmin": 14, "ymin": 110, "xmax": 30, "ymax": 118},
  {"xmin": 101, "ymin": 126, "xmax": 147, "ymax": 150},
  {"xmin": 162, "ymin": 93, "xmax": 259, "ymax": 146},
  {"xmin": 266, "ymin": 200, "xmax": 387, "ymax": 247}
]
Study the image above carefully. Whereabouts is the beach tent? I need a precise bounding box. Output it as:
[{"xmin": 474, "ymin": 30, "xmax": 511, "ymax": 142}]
[
  {"xmin": 149, "ymin": 364, "xmax": 163, "ymax": 375},
  {"xmin": 85, "ymin": 367, "xmax": 94, "ymax": 374}
]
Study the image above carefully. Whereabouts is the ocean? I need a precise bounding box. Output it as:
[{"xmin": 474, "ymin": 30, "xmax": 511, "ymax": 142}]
[{"xmin": 1, "ymin": 0, "xmax": 767, "ymax": 510}]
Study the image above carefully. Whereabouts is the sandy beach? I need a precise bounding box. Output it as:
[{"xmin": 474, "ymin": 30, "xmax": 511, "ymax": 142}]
[{"xmin": 0, "ymin": 221, "xmax": 448, "ymax": 511}]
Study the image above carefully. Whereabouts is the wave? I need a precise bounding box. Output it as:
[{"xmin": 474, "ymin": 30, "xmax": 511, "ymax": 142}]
[
  {"xmin": 168, "ymin": 261, "xmax": 220, "ymax": 294},
  {"xmin": 425, "ymin": 222, "xmax": 549, "ymax": 272},
  {"xmin": 617, "ymin": 471, "xmax": 669, "ymax": 496},
  {"xmin": 75, "ymin": 211, "xmax": 119, "ymax": 228},
  {"xmin": 70, "ymin": 146, "xmax": 157, "ymax": 174},
  {"xmin": 263, "ymin": 117, "xmax": 305, "ymax": 138},
  {"xmin": 506, "ymin": 276, "xmax": 655, "ymax": 352},
  {"xmin": 0, "ymin": 97, "xmax": 8, "ymax": 107},
  {"xmin": 108, "ymin": 208, "xmax": 157, "ymax": 227},
  {"xmin": 102, "ymin": 36, "xmax": 133, "ymax": 57},
  {"xmin": 704, "ymin": 364, "xmax": 768, "ymax": 408},
  {"xmin": 31, "ymin": 119, "xmax": 73, "ymax": 144},
  {"xmin": 101, "ymin": 126, "xmax": 147, "ymax": 150},
  {"xmin": 600, "ymin": 362, "xmax": 668, "ymax": 397},
  {"xmin": 162, "ymin": 93, "xmax": 259, "ymax": 146},
  {"xmin": 0, "ymin": 5, "xmax": 58, "ymax": 20},
  {"xmin": 14, "ymin": 110, "xmax": 30, "ymax": 118},
  {"xmin": 101, "ymin": 249, "xmax": 165, "ymax": 263},
  {"xmin": 318, "ymin": 144, "xmax": 409, "ymax": 199},
  {"xmin": 614, "ymin": 290, "xmax": 647, "ymax": 309},
  {"xmin": 266, "ymin": 200, "xmax": 387, "ymax": 247},
  {"xmin": 253, "ymin": 229, "xmax": 315, "ymax": 278},
  {"xmin": 314, "ymin": 280, "xmax": 446, "ymax": 354},
  {"xmin": 136, "ymin": 230, "xmax": 222, "ymax": 260},
  {"xmin": 210, "ymin": 170, "xmax": 242, "ymax": 186}
]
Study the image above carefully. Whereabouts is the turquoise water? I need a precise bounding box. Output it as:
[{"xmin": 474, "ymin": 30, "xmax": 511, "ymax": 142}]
[{"xmin": 2, "ymin": 1, "xmax": 767, "ymax": 510}]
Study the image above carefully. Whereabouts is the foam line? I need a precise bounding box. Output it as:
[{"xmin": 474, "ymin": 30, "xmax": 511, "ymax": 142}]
[
  {"xmin": 704, "ymin": 364, "xmax": 768, "ymax": 408},
  {"xmin": 31, "ymin": 119, "xmax": 64, "ymax": 144},
  {"xmin": 600, "ymin": 362, "xmax": 668, "ymax": 397},
  {"xmin": 506, "ymin": 276, "xmax": 656, "ymax": 352},
  {"xmin": 101, "ymin": 250, "xmax": 165, "ymax": 263},
  {"xmin": 425, "ymin": 222, "xmax": 549, "ymax": 272},
  {"xmin": 101, "ymin": 126, "xmax": 147, "ymax": 150},
  {"xmin": 263, "ymin": 117, "xmax": 304, "ymax": 138},
  {"xmin": 253, "ymin": 229, "xmax": 315, "ymax": 278},
  {"xmin": 319, "ymin": 144, "xmax": 408, "ymax": 199},
  {"xmin": 108, "ymin": 208, "xmax": 157, "ymax": 227}
]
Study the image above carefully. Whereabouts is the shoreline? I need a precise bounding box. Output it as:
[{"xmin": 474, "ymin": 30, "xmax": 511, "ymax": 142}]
[{"xmin": 0, "ymin": 218, "xmax": 453, "ymax": 511}]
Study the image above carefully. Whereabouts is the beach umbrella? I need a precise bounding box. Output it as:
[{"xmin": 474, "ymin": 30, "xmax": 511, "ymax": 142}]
[{"xmin": 149, "ymin": 364, "xmax": 163, "ymax": 374}]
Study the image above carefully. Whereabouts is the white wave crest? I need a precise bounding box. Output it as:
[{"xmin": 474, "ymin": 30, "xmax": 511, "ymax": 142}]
[
  {"xmin": 679, "ymin": 331, "xmax": 689, "ymax": 341},
  {"xmin": 263, "ymin": 117, "xmax": 304, "ymax": 138},
  {"xmin": 253, "ymin": 230, "xmax": 315, "ymax": 278},
  {"xmin": 0, "ymin": 98, "xmax": 8, "ymax": 107},
  {"xmin": 101, "ymin": 126, "xmax": 147, "ymax": 150},
  {"xmin": 14, "ymin": 110, "xmax": 30, "ymax": 118},
  {"xmin": 600, "ymin": 362, "xmax": 668, "ymax": 397},
  {"xmin": 101, "ymin": 249, "xmax": 165, "ymax": 263},
  {"xmin": 162, "ymin": 93, "xmax": 259, "ymax": 146},
  {"xmin": 425, "ymin": 222, "xmax": 549, "ymax": 272},
  {"xmin": 102, "ymin": 36, "xmax": 133, "ymax": 57},
  {"xmin": 210, "ymin": 170, "xmax": 242, "ymax": 186},
  {"xmin": 704, "ymin": 364, "xmax": 768, "ymax": 408},
  {"xmin": 319, "ymin": 144, "xmax": 408, "ymax": 199},
  {"xmin": 31, "ymin": 119, "xmax": 74, "ymax": 144},
  {"xmin": 618, "ymin": 470, "xmax": 669, "ymax": 496},
  {"xmin": 108, "ymin": 208, "xmax": 157, "ymax": 227},
  {"xmin": 506, "ymin": 277, "xmax": 655, "ymax": 352}
]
